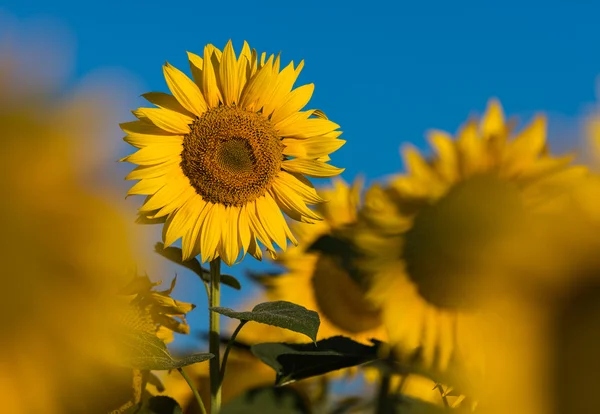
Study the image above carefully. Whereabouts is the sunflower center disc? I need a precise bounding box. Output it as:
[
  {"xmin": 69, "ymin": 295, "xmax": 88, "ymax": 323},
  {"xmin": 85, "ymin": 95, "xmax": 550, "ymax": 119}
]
[
  {"xmin": 403, "ymin": 174, "xmax": 525, "ymax": 310},
  {"xmin": 312, "ymin": 254, "xmax": 381, "ymax": 333},
  {"xmin": 180, "ymin": 106, "xmax": 283, "ymax": 206}
]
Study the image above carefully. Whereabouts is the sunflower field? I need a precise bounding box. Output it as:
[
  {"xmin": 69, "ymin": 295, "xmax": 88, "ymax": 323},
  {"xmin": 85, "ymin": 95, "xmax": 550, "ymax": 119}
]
[{"xmin": 2, "ymin": 7, "xmax": 600, "ymax": 414}]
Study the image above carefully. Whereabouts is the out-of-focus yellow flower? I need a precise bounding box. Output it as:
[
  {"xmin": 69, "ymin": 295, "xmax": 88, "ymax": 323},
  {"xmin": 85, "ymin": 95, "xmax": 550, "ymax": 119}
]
[
  {"xmin": 0, "ymin": 36, "xmax": 146, "ymax": 413},
  {"xmin": 122, "ymin": 40, "xmax": 344, "ymax": 266},
  {"xmin": 258, "ymin": 178, "xmax": 386, "ymax": 343},
  {"xmin": 352, "ymin": 99, "xmax": 588, "ymax": 380},
  {"xmin": 469, "ymin": 170, "xmax": 600, "ymax": 414},
  {"xmin": 120, "ymin": 274, "xmax": 195, "ymax": 344}
]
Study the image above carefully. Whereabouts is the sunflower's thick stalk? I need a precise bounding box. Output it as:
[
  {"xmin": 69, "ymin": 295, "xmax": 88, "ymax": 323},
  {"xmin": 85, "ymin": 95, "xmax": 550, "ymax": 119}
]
[{"xmin": 209, "ymin": 258, "xmax": 222, "ymax": 414}]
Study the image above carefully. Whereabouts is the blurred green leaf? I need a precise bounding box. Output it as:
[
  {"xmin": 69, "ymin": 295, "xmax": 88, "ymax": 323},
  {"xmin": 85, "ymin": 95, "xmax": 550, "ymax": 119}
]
[
  {"xmin": 154, "ymin": 243, "xmax": 241, "ymax": 290},
  {"xmin": 221, "ymin": 386, "xmax": 310, "ymax": 414},
  {"xmin": 121, "ymin": 330, "xmax": 213, "ymax": 370},
  {"xmin": 251, "ymin": 336, "xmax": 379, "ymax": 385},
  {"xmin": 211, "ymin": 301, "xmax": 320, "ymax": 342}
]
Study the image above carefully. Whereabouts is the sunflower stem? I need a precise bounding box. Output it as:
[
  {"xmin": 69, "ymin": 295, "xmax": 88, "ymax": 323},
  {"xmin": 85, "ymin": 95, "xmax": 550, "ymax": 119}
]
[
  {"xmin": 178, "ymin": 367, "xmax": 207, "ymax": 414},
  {"xmin": 375, "ymin": 371, "xmax": 391, "ymax": 414},
  {"xmin": 209, "ymin": 258, "xmax": 222, "ymax": 414},
  {"xmin": 219, "ymin": 320, "xmax": 247, "ymax": 382}
]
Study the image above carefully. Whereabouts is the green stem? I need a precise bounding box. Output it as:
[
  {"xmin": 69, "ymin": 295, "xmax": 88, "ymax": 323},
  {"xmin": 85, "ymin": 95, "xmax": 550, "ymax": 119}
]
[
  {"xmin": 375, "ymin": 371, "xmax": 391, "ymax": 414},
  {"xmin": 219, "ymin": 320, "xmax": 247, "ymax": 382},
  {"xmin": 177, "ymin": 367, "xmax": 207, "ymax": 414},
  {"xmin": 209, "ymin": 258, "xmax": 222, "ymax": 414}
]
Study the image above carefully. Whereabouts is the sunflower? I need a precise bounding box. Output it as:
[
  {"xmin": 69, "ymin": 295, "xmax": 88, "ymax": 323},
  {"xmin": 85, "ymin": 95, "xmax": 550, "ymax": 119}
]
[
  {"xmin": 351, "ymin": 99, "xmax": 588, "ymax": 376},
  {"xmin": 258, "ymin": 178, "xmax": 386, "ymax": 343},
  {"xmin": 122, "ymin": 41, "xmax": 344, "ymax": 266}
]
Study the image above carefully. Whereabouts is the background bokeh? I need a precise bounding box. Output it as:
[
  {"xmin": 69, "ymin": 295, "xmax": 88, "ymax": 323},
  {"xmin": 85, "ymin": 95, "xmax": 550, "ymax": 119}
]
[{"xmin": 2, "ymin": 0, "xmax": 599, "ymax": 354}]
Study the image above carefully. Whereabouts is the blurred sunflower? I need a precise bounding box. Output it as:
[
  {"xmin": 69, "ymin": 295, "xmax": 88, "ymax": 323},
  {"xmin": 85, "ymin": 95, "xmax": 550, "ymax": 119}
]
[
  {"xmin": 352, "ymin": 99, "xmax": 588, "ymax": 375},
  {"xmin": 257, "ymin": 178, "xmax": 386, "ymax": 343},
  {"xmin": 0, "ymin": 27, "xmax": 174, "ymax": 413},
  {"xmin": 119, "ymin": 274, "xmax": 195, "ymax": 344},
  {"xmin": 122, "ymin": 40, "xmax": 344, "ymax": 266},
  {"xmin": 113, "ymin": 274, "xmax": 196, "ymax": 413}
]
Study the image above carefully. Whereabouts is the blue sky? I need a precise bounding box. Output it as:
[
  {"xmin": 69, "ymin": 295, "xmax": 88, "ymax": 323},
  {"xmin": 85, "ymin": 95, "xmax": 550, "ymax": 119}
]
[{"xmin": 3, "ymin": 0, "xmax": 600, "ymax": 348}]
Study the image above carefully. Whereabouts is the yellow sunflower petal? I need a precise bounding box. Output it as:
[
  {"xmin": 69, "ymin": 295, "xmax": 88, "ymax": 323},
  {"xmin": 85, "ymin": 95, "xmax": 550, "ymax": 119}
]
[
  {"xmin": 218, "ymin": 40, "xmax": 239, "ymax": 106},
  {"xmin": 283, "ymin": 136, "xmax": 345, "ymax": 159},
  {"xmin": 238, "ymin": 55, "xmax": 275, "ymax": 112},
  {"xmin": 273, "ymin": 171, "xmax": 324, "ymax": 204},
  {"xmin": 220, "ymin": 206, "xmax": 241, "ymax": 266},
  {"xmin": 187, "ymin": 51, "xmax": 204, "ymax": 90},
  {"xmin": 120, "ymin": 120, "xmax": 173, "ymax": 136},
  {"xmin": 200, "ymin": 203, "xmax": 223, "ymax": 263},
  {"xmin": 127, "ymin": 176, "xmax": 169, "ymax": 196},
  {"xmin": 427, "ymin": 129, "xmax": 458, "ymax": 183},
  {"xmin": 276, "ymin": 116, "xmax": 340, "ymax": 139},
  {"xmin": 253, "ymin": 195, "xmax": 288, "ymax": 249},
  {"xmin": 456, "ymin": 120, "xmax": 486, "ymax": 176},
  {"xmin": 121, "ymin": 144, "xmax": 182, "ymax": 165},
  {"xmin": 133, "ymin": 108, "xmax": 192, "ymax": 134},
  {"xmin": 238, "ymin": 205, "xmax": 252, "ymax": 257},
  {"xmin": 481, "ymin": 98, "xmax": 505, "ymax": 138},
  {"xmin": 247, "ymin": 235, "xmax": 263, "ymax": 260},
  {"xmin": 125, "ymin": 161, "xmax": 179, "ymax": 180},
  {"xmin": 282, "ymin": 158, "xmax": 345, "ymax": 178},
  {"xmin": 246, "ymin": 201, "xmax": 276, "ymax": 253},
  {"xmin": 202, "ymin": 44, "xmax": 223, "ymax": 108},
  {"xmin": 183, "ymin": 200, "xmax": 210, "ymax": 260},
  {"xmin": 163, "ymin": 62, "xmax": 208, "ymax": 116},
  {"xmin": 236, "ymin": 41, "xmax": 251, "ymax": 95},
  {"xmin": 143, "ymin": 184, "xmax": 196, "ymax": 216},
  {"xmin": 124, "ymin": 133, "xmax": 182, "ymax": 149},
  {"xmin": 503, "ymin": 115, "xmax": 546, "ymax": 174},
  {"xmin": 269, "ymin": 183, "xmax": 322, "ymax": 222},
  {"xmin": 271, "ymin": 84, "xmax": 315, "ymax": 125},
  {"xmin": 262, "ymin": 61, "xmax": 299, "ymax": 117},
  {"xmin": 164, "ymin": 197, "xmax": 202, "ymax": 248},
  {"xmin": 142, "ymin": 92, "xmax": 195, "ymax": 118}
]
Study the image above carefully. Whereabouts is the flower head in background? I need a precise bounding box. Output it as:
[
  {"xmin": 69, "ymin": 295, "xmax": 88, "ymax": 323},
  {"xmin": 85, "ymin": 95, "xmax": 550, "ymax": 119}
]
[
  {"xmin": 119, "ymin": 274, "xmax": 195, "ymax": 344},
  {"xmin": 351, "ymin": 99, "xmax": 588, "ymax": 377},
  {"xmin": 258, "ymin": 178, "xmax": 385, "ymax": 343},
  {"xmin": 122, "ymin": 40, "xmax": 344, "ymax": 265}
]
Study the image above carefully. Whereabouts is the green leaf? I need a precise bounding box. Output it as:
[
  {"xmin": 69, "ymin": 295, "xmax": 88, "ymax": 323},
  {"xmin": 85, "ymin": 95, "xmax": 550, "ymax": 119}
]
[
  {"xmin": 154, "ymin": 243, "xmax": 242, "ymax": 290},
  {"xmin": 251, "ymin": 336, "xmax": 380, "ymax": 385},
  {"xmin": 220, "ymin": 274, "xmax": 242, "ymax": 290},
  {"xmin": 221, "ymin": 386, "xmax": 310, "ymax": 414},
  {"xmin": 211, "ymin": 301, "xmax": 320, "ymax": 343},
  {"xmin": 121, "ymin": 329, "xmax": 213, "ymax": 370}
]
